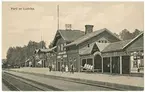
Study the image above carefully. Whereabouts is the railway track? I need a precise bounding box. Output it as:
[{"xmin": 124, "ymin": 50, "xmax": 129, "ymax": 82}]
[
  {"xmin": 8, "ymin": 70, "xmax": 121, "ymax": 90},
  {"xmin": 2, "ymin": 72, "xmax": 63, "ymax": 91},
  {"xmin": 3, "ymin": 71, "xmax": 120, "ymax": 91}
]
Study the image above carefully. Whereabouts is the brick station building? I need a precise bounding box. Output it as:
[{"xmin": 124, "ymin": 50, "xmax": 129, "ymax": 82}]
[{"xmin": 47, "ymin": 25, "xmax": 143, "ymax": 74}]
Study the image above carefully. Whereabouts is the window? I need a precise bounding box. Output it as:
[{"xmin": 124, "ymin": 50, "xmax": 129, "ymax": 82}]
[
  {"xmin": 61, "ymin": 44, "xmax": 64, "ymax": 51},
  {"xmin": 88, "ymin": 44, "xmax": 90, "ymax": 47},
  {"xmin": 64, "ymin": 43, "xmax": 66, "ymax": 51},
  {"xmin": 98, "ymin": 40, "xmax": 108, "ymax": 43}
]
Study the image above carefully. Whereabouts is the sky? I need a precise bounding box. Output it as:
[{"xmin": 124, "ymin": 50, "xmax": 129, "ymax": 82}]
[{"xmin": 2, "ymin": 2, "xmax": 144, "ymax": 59}]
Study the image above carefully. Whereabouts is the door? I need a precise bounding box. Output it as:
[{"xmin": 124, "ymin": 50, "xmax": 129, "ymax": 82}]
[
  {"xmin": 94, "ymin": 55, "xmax": 102, "ymax": 72},
  {"xmin": 103, "ymin": 57, "xmax": 110, "ymax": 73},
  {"xmin": 112, "ymin": 56, "xmax": 120, "ymax": 74},
  {"xmin": 122, "ymin": 56, "xmax": 130, "ymax": 74}
]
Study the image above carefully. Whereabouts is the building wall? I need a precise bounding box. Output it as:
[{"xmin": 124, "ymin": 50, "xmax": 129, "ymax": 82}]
[
  {"xmin": 102, "ymin": 51, "xmax": 129, "ymax": 57},
  {"xmin": 125, "ymin": 35, "xmax": 144, "ymax": 73},
  {"xmin": 53, "ymin": 34, "xmax": 68, "ymax": 71},
  {"xmin": 66, "ymin": 31, "xmax": 120, "ymax": 72},
  {"xmin": 79, "ymin": 31, "xmax": 120, "ymax": 50},
  {"xmin": 67, "ymin": 45, "xmax": 80, "ymax": 72}
]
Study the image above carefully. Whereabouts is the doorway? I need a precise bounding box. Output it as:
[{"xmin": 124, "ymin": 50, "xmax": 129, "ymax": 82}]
[{"xmin": 94, "ymin": 54, "xmax": 102, "ymax": 72}]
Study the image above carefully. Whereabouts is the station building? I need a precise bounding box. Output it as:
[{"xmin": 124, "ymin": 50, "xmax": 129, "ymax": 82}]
[
  {"xmin": 64, "ymin": 25, "xmax": 121, "ymax": 72},
  {"xmin": 37, "ymin": 24, "xmax": 143, "ymax": 74},
  {"xmin": 50, "ymin": 28, "xmax": 84, "ymax": 71}
]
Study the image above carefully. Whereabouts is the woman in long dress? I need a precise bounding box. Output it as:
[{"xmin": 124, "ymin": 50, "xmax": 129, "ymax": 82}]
[{"xmin": 65, "ymin": 65, "xmax": 68, "ymax": 72}]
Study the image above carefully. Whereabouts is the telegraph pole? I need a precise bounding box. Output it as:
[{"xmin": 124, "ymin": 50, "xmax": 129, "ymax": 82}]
[{"xmin": 57, "ymin": 5, "xmax": 59, "ymax": 30}]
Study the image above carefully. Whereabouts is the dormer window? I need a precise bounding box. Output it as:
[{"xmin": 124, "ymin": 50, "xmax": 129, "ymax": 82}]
[{"xmin": 98, "ymin": 40, "xmax": 108, "ymax": 43}]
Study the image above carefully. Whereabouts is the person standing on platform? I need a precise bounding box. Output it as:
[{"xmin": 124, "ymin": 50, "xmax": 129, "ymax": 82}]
[
  {"xmin": 52, "ymin": 64, "xmax": 55, "ymax": 71},
  {"xmin": 70, "ymin": 64, "xmax": 74, "ymax": 74},
  {"xmin": 65, "ymin": 65, "xmax": 68, "ymax": 72},
  {"xmin": 49, "ymin": 64, "xmax": 52, "ymax": 72},
  {"xmin": 61, "ymin": 64, "xmax": 65, "ymax": 73}
]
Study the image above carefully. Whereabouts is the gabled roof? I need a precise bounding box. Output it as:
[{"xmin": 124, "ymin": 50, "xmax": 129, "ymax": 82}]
[
  {"xmin": 96, "ymin": 42, "xmax": 110, "ymax": 51},
  {"xmin": 79, "ymin": 42, "xmax": 110, "ymax": 55},
  {"xmin": 102, "ymin": 32, "xmax": 143, "ymax": 53},
  {"xmin": 65, "ymin": 28, "xmax": 121, "ymax": 47},
  {"xmin": 79, "ymin": 43, "xmax": 95, "ymax": 55},
  {"xmin": 122, "ymin": 32, "xmax": 143, "ymax": 49},
  {"xmin": 58, "ymin": 30, "xmax": 85, "ymax": 42},
  {"xmin": 102, "ymin": 40, "xmax": 131, "ymax": 52},
  {"xmin": 52, "ymin": 29, "xmax": 84, "ymax": 47}
]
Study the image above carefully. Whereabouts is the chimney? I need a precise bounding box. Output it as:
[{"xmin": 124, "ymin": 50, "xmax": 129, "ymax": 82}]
[
  {"xmin": 85, "ymin": 25, "xmax": 94, "ymax": 34},
  {"xmin": 65, "ymin": 24, "xmax": 72, "ymax": 30}
]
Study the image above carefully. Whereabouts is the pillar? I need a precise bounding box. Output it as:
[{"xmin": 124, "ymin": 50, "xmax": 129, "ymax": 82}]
[
  {"xmin": 43, "ymin": 60, "xmax": 44, "ymax": 68},
  {"xmin": 25, "ymin": 62, "xmax": 26, "ymax": 67},
  {"xmin": 93, "ymin": 57, "xmax": 94, "ymax": 72},
  {"xmin": 102, "ymin": 57, "xmax": 103, "ymax": 73},
  {"xmin": 110, "ymin": 57, "xmax": 112, "ymax": 74},
  {"xmin": 120, "ymin": 56, "xmax": 122, "ymax": 74}
]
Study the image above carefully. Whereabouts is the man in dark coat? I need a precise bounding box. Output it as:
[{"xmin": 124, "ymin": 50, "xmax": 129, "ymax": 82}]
[{"xmin": 70, "ymin": 64, "xmax": 74, "ymax": 74}]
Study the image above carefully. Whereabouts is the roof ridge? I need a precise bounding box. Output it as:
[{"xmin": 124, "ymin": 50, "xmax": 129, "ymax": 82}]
[
  {"xmin": 122, "ymin": 32, "xmax": 143, "ymax": 49},
  {"xmin": 109, "ymin": 39, "xmax": 132, "ymax": 44}
]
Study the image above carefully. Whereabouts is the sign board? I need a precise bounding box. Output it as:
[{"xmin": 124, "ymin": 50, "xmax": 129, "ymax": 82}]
[
  {"xmin": 58, "ymin": 51, "xmax": 66, "ymax": 55},
  {"xmin": 63, "ymin": 54, "xmax": 67, "ymax": 57},
  {"xmin": 57, "ymin": 56, "xmax": 61, "ymax": 59}
]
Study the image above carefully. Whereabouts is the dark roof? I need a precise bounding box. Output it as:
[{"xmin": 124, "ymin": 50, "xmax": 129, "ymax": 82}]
[
  {"xmin": 102, "ymin": 39, "xmax": 132, "ymax": 52},
  {"xmin": 102, "ymin": 32, "xmax": 144, "ymax": 53},
  {"xmin": 52, "ymin": 29, "xmax": 84, "ymax": 47},
  {"xmin": 66, "ymin": 28, "xmax": 121, "ymax": 47},
  {"xmin": 79, "ymin": 43, "xmax": 95, "ymax": 55},
  {"xmin": 79, "ymin": 42, "xmax": 110, "ymax": 55},
  {"xmin": 122, "ymin": 32, "xmax": 143, "ymax": 49},
  {"xmin": 58, "ymin": 29, "xmax": 85, "ymax": 42}
]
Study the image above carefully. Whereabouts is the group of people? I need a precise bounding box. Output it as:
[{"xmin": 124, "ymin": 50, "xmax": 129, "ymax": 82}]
[
  {"xmin": 48, "ymin": 64, "xmax": 75, "ymax": 73},
  {"xmin": 61, "ymin": 64, "xmax": 74, "ymax": 73}
]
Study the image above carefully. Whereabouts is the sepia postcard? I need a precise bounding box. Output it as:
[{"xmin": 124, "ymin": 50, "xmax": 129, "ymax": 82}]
[{"xmin": 2, "ymin": 1, "xmax": 144, "ymax": 91}]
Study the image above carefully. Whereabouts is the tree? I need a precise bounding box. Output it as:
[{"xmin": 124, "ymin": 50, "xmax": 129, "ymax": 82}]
[
  {"xmin": 132, "ymin": 29, "xmax": 141, "ymax": 38},
  {"xmin": 119, "ymin": 29, "xmax": 142, "ymax": 40},
  {"xmin": 6, "ymin": 40, "xmax": 47, "ymax": 67},
  {"xmin": 38, "ymin": 41, "xmax": 46, "ymax": 49},
  {"xmin": 119, "ymin": 29, "xmax": 133, "ymax": 40},
  {"xmin": 48, "ymin": 42, "xmax": 53, "ymax": 48}
]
